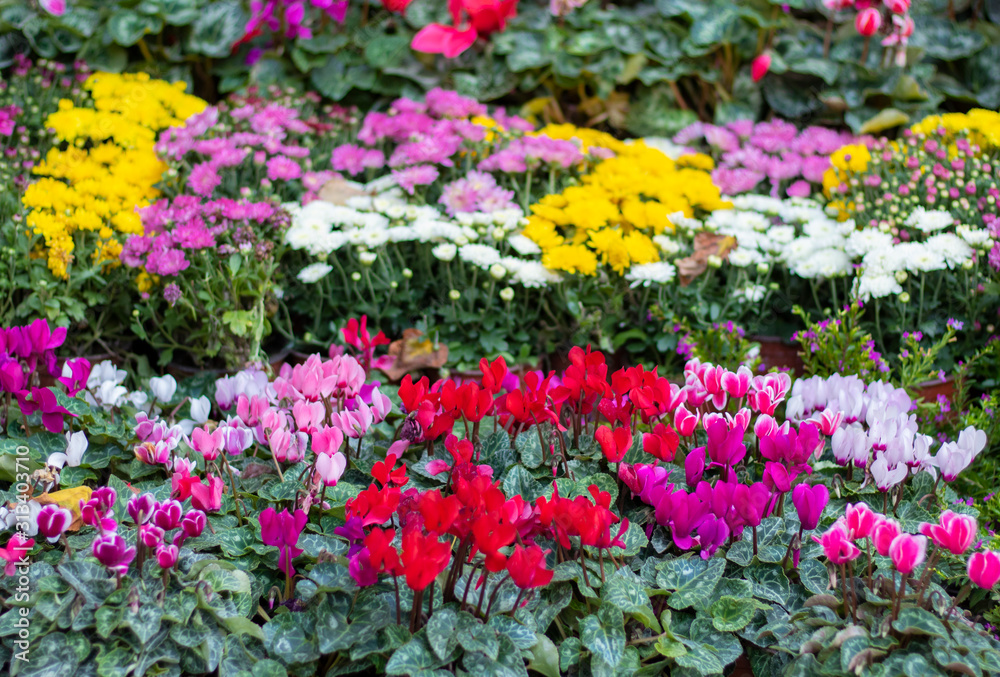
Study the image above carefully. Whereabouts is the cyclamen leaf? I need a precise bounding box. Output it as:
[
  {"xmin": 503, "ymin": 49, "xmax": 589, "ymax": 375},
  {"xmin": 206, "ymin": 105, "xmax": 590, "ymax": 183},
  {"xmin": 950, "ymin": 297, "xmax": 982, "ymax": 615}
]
[
  {"xmin": 602, "ymin": 568, "xmax": 660, "ymax": 631},
  {"xmin": 386, "ymin": 632, "xmax": 445, "ymax": 675},
  {"xmin": 580, "ymin": 604, "xmax": 626, "ymax": 668},
  {"xmin": 892, "ymin": 608, "xmax": 948, "ymax": 638},
  {"xmin": 514, "ymin": 432, "xmax": 543, "ymax": 469},
  {"xmin": 709, "ymin": 596, "xmax": 764, "ymax": 632},
  {"xmin": 426, "ymin": 607, "xmax": 459, "ymax": 660},
  {"xmin": 657, "ymin": 558, "xmax": 725, "ymax": 610}
]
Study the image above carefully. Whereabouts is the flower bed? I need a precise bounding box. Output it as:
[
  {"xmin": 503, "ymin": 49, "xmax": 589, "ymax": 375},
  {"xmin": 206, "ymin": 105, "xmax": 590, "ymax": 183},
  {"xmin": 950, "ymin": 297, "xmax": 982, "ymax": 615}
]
[{"xmin": 2, "ymin": 27, "xmax": 1000, "ymax": 675}]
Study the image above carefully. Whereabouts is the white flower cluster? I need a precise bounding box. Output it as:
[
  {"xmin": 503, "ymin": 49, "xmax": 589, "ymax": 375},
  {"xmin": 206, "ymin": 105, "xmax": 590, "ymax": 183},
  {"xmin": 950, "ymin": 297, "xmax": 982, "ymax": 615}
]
[
  {"xmin": 692, "ymin": 195, "xmax": 990, "ymax": 300},
  {"xmin": 284, "ymin": 182, "xmax": 559, "ymax": 288}
]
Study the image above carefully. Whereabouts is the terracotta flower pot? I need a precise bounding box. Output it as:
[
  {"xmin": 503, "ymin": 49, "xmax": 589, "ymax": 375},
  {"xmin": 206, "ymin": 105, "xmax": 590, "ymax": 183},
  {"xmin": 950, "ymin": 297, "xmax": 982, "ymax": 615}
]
[
  {"xmin": 912, "ymin": 375, "xmax": 957, "ymax": 416},
  {"xmin": 753, "ymin": 335, "xmax": 804, "ymax": 375}
]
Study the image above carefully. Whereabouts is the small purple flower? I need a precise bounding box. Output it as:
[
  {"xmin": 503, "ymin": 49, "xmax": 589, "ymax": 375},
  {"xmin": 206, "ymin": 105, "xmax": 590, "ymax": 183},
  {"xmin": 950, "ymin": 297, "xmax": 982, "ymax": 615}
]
[{"xmin": 947, "ymin": 318, "xmax": 964, "ymax": 331}]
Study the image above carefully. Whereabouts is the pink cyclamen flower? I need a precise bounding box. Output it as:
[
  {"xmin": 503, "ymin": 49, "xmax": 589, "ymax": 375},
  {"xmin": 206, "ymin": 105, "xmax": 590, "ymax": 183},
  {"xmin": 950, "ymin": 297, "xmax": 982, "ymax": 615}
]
[
  {"xmin": 844, "ymin": 502, "xmax": 877, "ymax": 540},
  {"xmin": 751, "ymin": 53, "xmax": 771, "ymax": 82},
  {"xmin": 812, "ymin": 522, "xmax": 861, "ymax": 564},
  {"xmin": 37, "ymin": 505, "xmax": 72, "ymax": 543},
  {"xmin": 871, "ymin": 516, "xmax": 901, "ymax": 556},
  {"xmin": 191, "ymin": 426, "xmax": 225, "ymax": 461},
  {"xmin": 920, "ymin": 511, "xmax": 977, "ymax": 555},
  {"xmin": 888, "ymin": 533, "xmax": 926, "ymax": 574},
  {"xmin": 855, "ymin": 7, "xmax": 881, "ymax": 36},
  {"xmin": 190, "ymin": 475, "xmax": 224, "ymax": 512},
  {"xmin": 314, "ymin": 451, "xmax": 347, "ymax": 487},
  {"xmin": 968, "ymin": 551, "xmax": 1000, "ymax": 589},
  {"xmin": 791, "ymin": 483, "xmax": 828, "ymax": 531},
  {"xmin": 0, "ymin": 535, "xmax": 34, "ymax": 576},
  {"xmin": 721, "ymin": 365, "xmax": 753, "ymax": 398},
  {"xmin": 40, "ymin": 0, "xmax": 67, "ymax": 16}
]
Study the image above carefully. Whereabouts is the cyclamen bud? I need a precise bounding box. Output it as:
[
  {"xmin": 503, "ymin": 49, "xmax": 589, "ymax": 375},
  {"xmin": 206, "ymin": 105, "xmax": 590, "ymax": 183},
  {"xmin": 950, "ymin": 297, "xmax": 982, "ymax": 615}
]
[
  {"xmin": 968, "ymin": 551, "xmax": 1000, "ymax": 589},
  {"xmin": 855, "ymin": 7, "xmax": 881, "ymax": 37},
  {"xmin": 751, "ymin": 52, "xmax": 771, "ymax": 82}
]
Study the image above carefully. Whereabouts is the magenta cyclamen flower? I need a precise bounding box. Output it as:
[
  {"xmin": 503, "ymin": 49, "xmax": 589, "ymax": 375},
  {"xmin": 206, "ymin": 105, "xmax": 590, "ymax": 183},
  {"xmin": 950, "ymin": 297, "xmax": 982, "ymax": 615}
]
[
  {"xmin": 791, "ymin": 483, "xmax": 828, "ymax": 531},
  {"xmin": 920, "ymin": 511, "xmax": 977, "ymax": 555},
  {"xmin": 127, "ymin": 494, "xmax": 158, "ymax": 526},
  {"xmin": 92, "ymin": 534, "xmax": 136, "ymax": 575},
  {"xmin": 812, "ymin": 522, "xmax": 861, "ymax": 564},
  {"xmin": 260, "ymin": 507, "xmax": 308, "ymax": 577},
  {"xmin": 37, "ymin": 505, "xmax": 72, "ymax": 543},
  {"xmin": 968, "ymin": 551, "xmax": 1000, "ymax": 589},
  {"xmin": 889, "ymin": 533, "xmax": 926, "ymax": 574},
  {"xmin": 15, "ymin": 387, "xmax": 75, "ymax": 434}
]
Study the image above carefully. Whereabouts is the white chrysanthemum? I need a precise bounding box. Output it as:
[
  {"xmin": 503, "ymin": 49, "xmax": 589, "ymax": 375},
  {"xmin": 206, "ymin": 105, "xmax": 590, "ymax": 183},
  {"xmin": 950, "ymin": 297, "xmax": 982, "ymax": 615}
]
[
  {"xmin": 846, "ymin": 230, "xmax": 893, "ymax": 258},
  {"xmin": 858, "ymin": 273, "xmax": 903, "ymax": 299},
  {"xmin": 297, "ymin": 263, "xmax": 333, "ymax": 284},
  {"xmin": 737, "ymin": 211, "xmax": 771, "ymax": 232},
  {"xmin": 512, "ymin": 261, "xmax": 561, "ymax": 288},
  {"xmin": 405, "ymin": 205, "xmax": 440, "ymax": 221},
  {"xmin": 386, "ymin": 226, "xmax": 417, "ymax": 243},
  {"xmin": 906, "ymin": 207, "xmax": 954, "ymax": 232},
  {"xmin": 625, "ymin": 262, "xmax": 677, "ymax": 287},
  {"xmin": 668, "ymin": 211, "xmax": 703, "ymax": 231},
  {"xmin": 705, "ymin": 210, "xmax": 737, "ymax": 231},
  {"xmin": 345, "ymin": 195, "xmax": 374, "ymax": 210},
  {"xmin": 792, "ymin": 248, "xmax": 853, "ymax": 279},
  {"xmin": 492, "ymin": 207, "xmax": 523, "ymax": 227},
  {"xmin": 898, "ymin": 242, "xmax": 946, "ymax": 273},
  {"xmin": 458, "ymin": 244, "xmax": 502, "ymax": 269},
  {"xmin": 412, "ymin": 219, "xmax": 465, "ymax": 242},
  {"xmin": 957, "ymin": 225, "xmax": 991, "ymax": 247},
  {"xmin": 926, "ymin": 233, "xmax": 972, "ymax": 268},
  {"xmin": 385, "ymin": 205, "xmax": 407, "ymax": 220},
  {"xmin": 733, "ymin": 285, "xmax": 766, "ymax": 303},
  {"xmin": 366, "ymin": 176, "xmax": 401, "ymax": 195},
  {"xmin": 345, "ymin": 228, "xmax": 389, "ymax": 248},
  {"xmin": 728, "ymin": 248, "xmax": 761, "ymax": 267},
  {"xmin": 508, "ymin": 234, "xmax": 542, "ymax": 256},
  {"xmin": 862, "ymin": 248, "xmax": 905, "ymax": 274},
  {"xmin": 311, "ymin": 232, "xmax": 348, "ymax": 256},
  {"xmin": 781, "ymin": 237, "xmax": 823, "ymax": 264},
  {"xmin": 653, "ymin": 235, "xmax": 681, "ymax": 256},
  {"xmin": 432, "ymin": 243, "xmax": 457, "ymax": 262},
  {"xmin": 768, "ymin": 225, "xmax": 797, "ymax": 246},
  {"xmin": 636, "ymin": 137, "xmax": 686, "ymax": 159}
]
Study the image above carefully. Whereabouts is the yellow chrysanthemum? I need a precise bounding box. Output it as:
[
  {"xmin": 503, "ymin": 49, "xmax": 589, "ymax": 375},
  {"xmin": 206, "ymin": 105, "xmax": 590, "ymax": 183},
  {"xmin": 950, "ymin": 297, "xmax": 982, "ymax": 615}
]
[
  {"xmin": 22, "ymin": 73, "xmax": 207, "ymax": 278},
  {"xmin": 542, "ymin": 244, "xmax": 599, "ymax": 276},
  {"xmin": 521, "ymin": 128, "xmax": 726, "ymax": 275}
]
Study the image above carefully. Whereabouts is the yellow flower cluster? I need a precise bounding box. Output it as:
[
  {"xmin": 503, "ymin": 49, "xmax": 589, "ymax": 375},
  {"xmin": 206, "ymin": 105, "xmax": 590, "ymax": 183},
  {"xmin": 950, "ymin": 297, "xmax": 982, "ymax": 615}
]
[
  {"xmin": 822, "ymin": 109, "xmax": 1000, "ymax": 199},
  {"xmin": 910, "ymin": 109, "xmax": 1000, "ymax": 150},
  {"xmin": 522, "ymin": 128, "xmax": 728, "ymax": 276},
  {"xmin": 22, "ymin": 72, "xmax": 206, "ymax": 279}
]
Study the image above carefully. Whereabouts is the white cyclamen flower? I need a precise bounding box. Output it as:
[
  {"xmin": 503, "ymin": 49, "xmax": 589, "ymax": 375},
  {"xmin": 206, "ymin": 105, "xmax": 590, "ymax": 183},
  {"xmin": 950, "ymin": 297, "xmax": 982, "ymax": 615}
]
[{"xmin": 148, "ymin": 375, "xmax": 177, "ymax": 403}]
